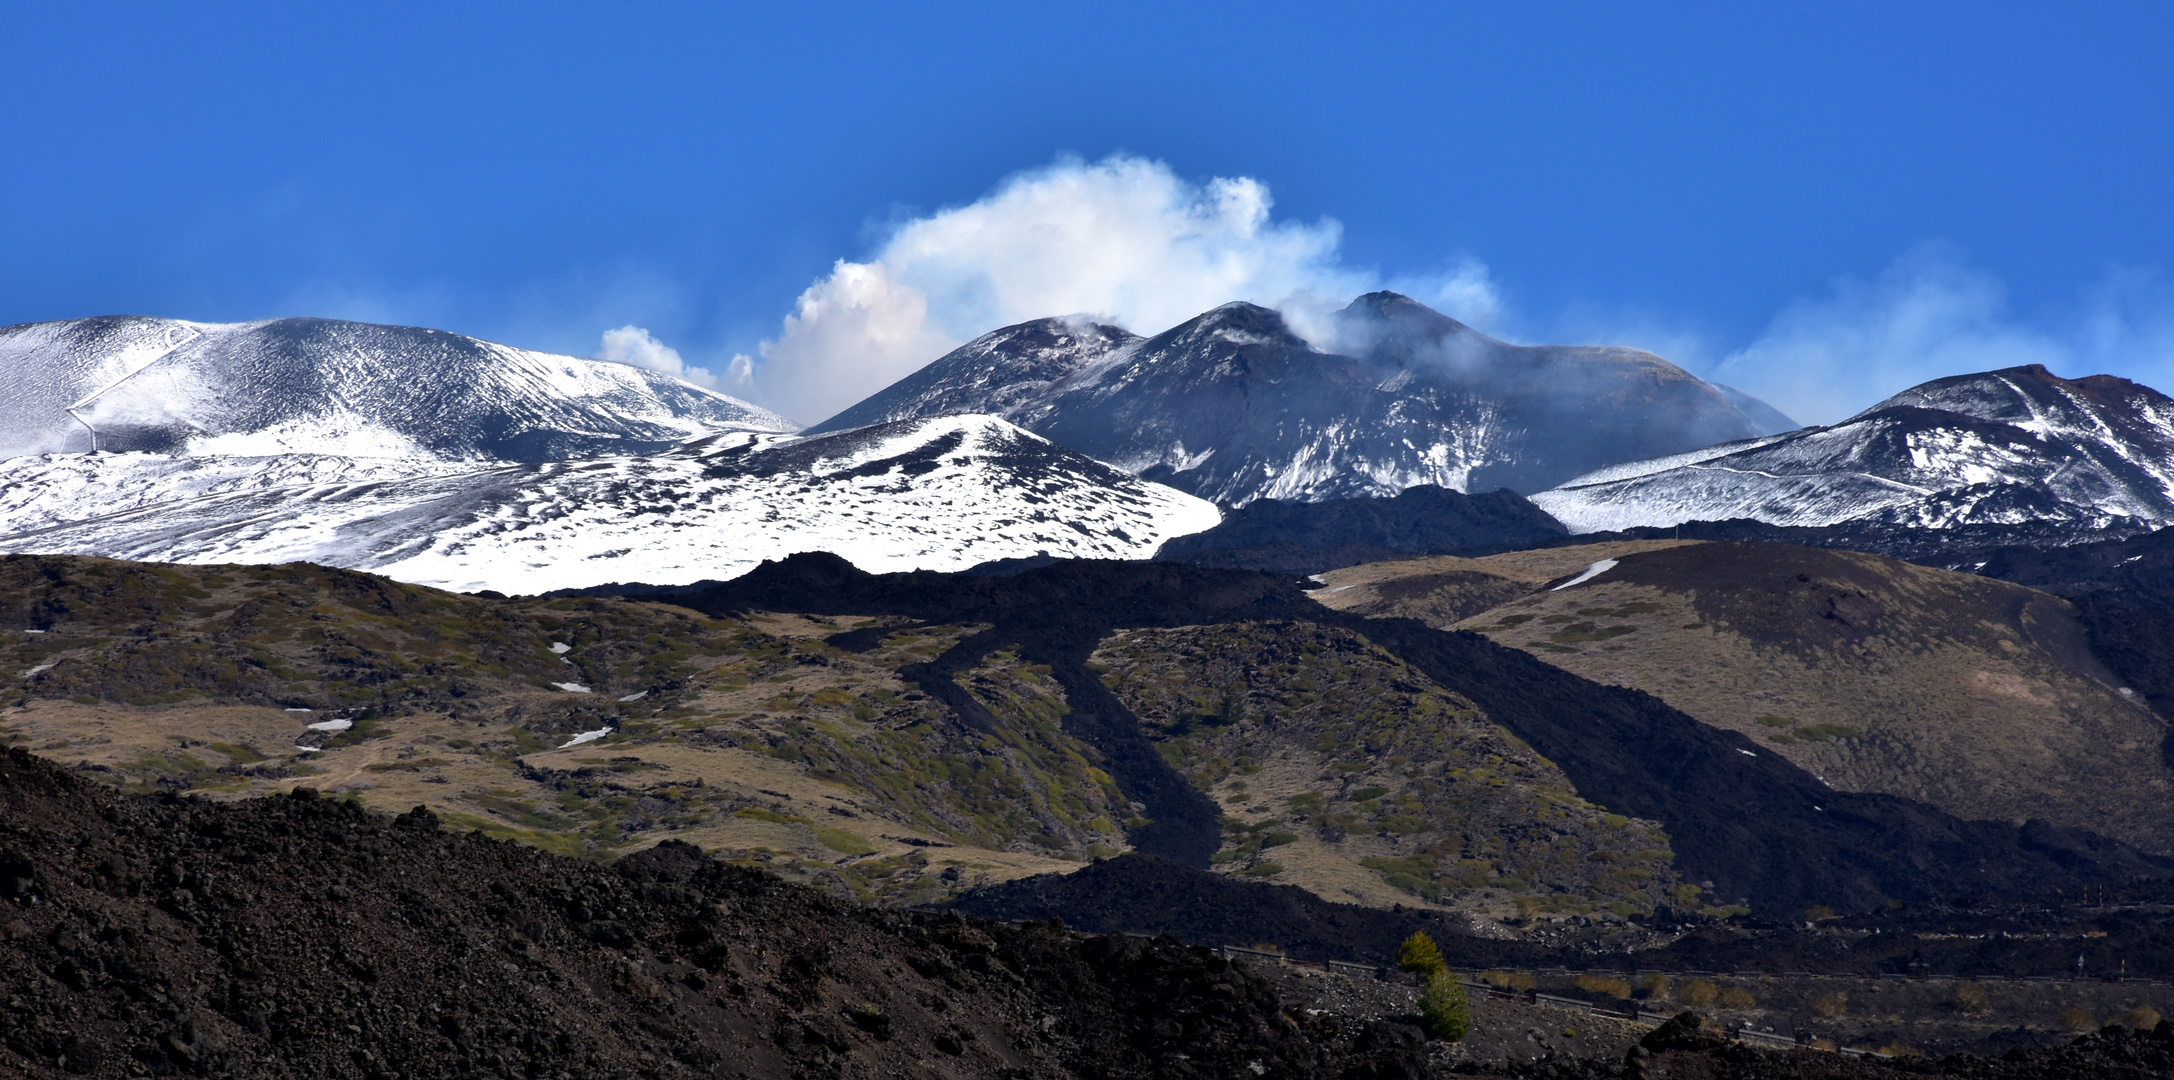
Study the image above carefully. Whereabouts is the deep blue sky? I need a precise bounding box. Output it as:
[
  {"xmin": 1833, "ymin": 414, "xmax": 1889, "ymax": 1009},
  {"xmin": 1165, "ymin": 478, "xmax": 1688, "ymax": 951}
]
[{"xmin": 5, "ymin": 2, "xmax": 2170, "ymax": 419}]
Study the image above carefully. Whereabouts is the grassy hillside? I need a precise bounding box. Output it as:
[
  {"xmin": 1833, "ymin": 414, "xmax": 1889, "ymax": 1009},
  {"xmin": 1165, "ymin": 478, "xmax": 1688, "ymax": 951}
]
[
  {"xmin": 0, "ymin": 555, "xmax": 1123, "ymax": 901},
  {"xmin": 1091, "ymin": 620, "xmax": 1682, "ymax": 919},
  {"xmin": 7, "ymin": 550, "xmax": 2159, "ymax": 922},
  {"xmin": 1316, "ymin": 541, "xmax": 2174, "ymax": 853}
]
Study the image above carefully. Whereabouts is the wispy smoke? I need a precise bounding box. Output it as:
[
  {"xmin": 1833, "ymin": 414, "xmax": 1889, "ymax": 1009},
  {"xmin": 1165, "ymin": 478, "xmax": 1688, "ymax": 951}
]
[
  {"xmin": 1711, "ymin": 246, "xmax": 2174, "ymax": 426},
  {"xmin": 598, "ymin": 325, "xmax": 721, "ymax": 390},
  {"xmin": 744, "ymin": 155, "xmax": 1503, "ymax": 424}
]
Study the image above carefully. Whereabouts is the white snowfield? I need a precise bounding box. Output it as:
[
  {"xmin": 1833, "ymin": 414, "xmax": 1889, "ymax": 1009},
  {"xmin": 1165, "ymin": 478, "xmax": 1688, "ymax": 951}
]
[
  {"xmin": 0, "ymin": 415, "xmax": 1222, "ymax": 596},
  {"xmin": 1533, "ymin": 366, "xmax": 2174, "ymax": 533},
  {"xmin": 0, "ymin": 452, "xmax": 471, "ymax": 537}
]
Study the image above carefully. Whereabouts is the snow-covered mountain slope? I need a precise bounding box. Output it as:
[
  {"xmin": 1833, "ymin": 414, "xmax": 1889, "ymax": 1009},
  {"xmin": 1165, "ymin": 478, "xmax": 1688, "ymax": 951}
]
[
  {"xmin": 809, "ymin": 292, "xmax": 1790, "ymax": 504},
  {"xmin": 1532, "ymin": 365, "xmax": 2174, "ymax": 535},
  {"xmin": 0, "ymin": 415, "xmax": 1220, "ymax": 595},
  {"xmin": 0, "ymin": 452, "xmax": 466, "ymax": 538},
  {"xmin": 0, "ymin": 315, "xmax": 795, "ymax": 461}
]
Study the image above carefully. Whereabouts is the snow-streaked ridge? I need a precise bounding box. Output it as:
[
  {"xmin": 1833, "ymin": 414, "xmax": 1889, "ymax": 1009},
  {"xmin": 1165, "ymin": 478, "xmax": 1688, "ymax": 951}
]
[
  {"xmin": 0, "ymin": 414, "xmax": 1221, "ymax": 595},
  {"xmin": 1533, "ymin": 365, "xmax": 2174, "ymax": 535}
]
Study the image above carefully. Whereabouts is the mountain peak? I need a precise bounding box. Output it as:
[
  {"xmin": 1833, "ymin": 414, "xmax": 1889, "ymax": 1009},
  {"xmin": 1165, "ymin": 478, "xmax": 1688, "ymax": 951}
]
[
  {"xmin": 805, "ymin": 317, "xmax": 1139, "ymax": 435},
  {"xmin": 1157, "ymin": 300, "xmax": 1306, "ymax": 342},
  {"xmin": 1856, "ymin": 362, "xmax": 2174, "ymax": 437},
  {"xmin": 1341, "ymin": 290, "xmax": 1475, "ymax": 336}
]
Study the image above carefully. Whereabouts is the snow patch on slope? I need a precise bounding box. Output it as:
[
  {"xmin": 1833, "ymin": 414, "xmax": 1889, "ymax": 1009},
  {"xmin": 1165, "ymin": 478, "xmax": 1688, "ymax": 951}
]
[{"xmin": 186, "ymin": 414, "xmax": 437, "ymax": 459}]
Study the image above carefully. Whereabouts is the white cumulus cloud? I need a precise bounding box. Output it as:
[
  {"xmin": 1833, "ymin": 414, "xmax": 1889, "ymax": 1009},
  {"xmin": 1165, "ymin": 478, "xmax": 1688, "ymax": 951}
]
[
  {"xmin": 598, "ymin": 325, "xmax": 720, "ymax": 390},
  {"xmin": 745, "ymin": 155, "xmax": 1501, "ymax": 424},
  {"xmin": 732, "ymin": 161, "xmax": 2174, "ymax": 431}
]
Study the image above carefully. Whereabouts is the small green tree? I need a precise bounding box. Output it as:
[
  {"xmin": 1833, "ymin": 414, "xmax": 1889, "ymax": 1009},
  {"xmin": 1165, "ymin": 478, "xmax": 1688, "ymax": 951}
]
[
  {"xmin": 1397, "ymin": 932, "xmax": 1445, "ymax": 978},
  {"xmin": 1419, "ymin": 971, "xmax": 1471, "ymax": 1041}
]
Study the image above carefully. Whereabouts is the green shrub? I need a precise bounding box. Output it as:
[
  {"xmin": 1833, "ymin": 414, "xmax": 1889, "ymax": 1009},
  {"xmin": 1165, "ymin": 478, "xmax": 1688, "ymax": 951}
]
[
  {"xmin": 1419, "ymin": 972, "xmax": 1471, "ymax": 1040},
  {"xmin": 1397, "ymin": 932, "xmax": 1445, "ymax": 978}
]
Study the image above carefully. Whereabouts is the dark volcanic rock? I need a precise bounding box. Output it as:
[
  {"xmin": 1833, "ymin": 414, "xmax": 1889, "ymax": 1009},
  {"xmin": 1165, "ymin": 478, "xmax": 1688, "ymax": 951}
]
[
  {"xmin": 1154, "ymin": 484, "xmax": 1568, "ymax": 573},
  {"xmin": 0, "ymin": 747, "xmax": 1426, "ymax": 1080},
  {"xmin": 1546, "ymin": 1019, "xmax": 2174, "ymax": 1079},
  {"xmin": 1972, "ymin": 524, "xmax": 2174, "ymax": 607},
  {"xmin": 948, "ymin": 853, "xmax": 1527, "ymax": 968},
  {"xmin": 956, "ymin": 854, "xmax": 2174, "ymax": 982}
]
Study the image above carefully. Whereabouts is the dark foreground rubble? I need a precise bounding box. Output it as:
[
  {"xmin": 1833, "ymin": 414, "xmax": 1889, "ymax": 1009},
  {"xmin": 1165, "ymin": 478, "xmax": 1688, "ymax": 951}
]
[
  {"xmin": 0, "ymin": 747, "xmax": 1428, "ymax": 1080},
  {"xmin": 1464, "ymin": 1010, "xmax": 2174, "ymax": 1079},
  {"xmin": 7, "ymin": 741, "xmax": 2173, "ymax": 1079}
]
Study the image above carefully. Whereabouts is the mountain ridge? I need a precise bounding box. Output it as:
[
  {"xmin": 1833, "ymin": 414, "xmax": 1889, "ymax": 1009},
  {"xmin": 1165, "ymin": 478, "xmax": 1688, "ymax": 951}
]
[
  {"xmin": 1153, "ymin": 483, "xmax": 1568, "ymax": 573},
  {"xmin": 1534, "ymin": 363, "xmax": 2174, "ymax": 539},
  {"xmin": 809, "ymin": 292, "xmax": 1791, "ymax": 504}
]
